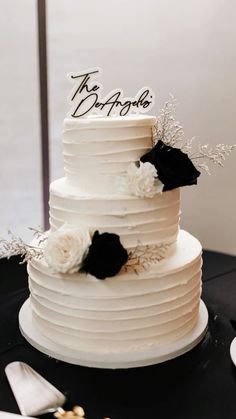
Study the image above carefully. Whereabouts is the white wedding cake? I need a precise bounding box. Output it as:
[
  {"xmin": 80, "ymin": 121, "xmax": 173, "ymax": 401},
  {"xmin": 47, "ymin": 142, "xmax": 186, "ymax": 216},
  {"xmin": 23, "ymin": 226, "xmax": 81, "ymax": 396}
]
[{"xmin": 18, "ymin": 69, "xmax": 211, "ymax": 368}]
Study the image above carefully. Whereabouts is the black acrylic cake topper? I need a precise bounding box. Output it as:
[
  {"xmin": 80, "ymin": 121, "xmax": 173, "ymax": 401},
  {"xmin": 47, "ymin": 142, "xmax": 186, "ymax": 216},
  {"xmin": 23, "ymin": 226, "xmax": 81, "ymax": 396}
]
[{"xmin": 67, "ymin": 67, "xmax": 155, "ymax": 118}]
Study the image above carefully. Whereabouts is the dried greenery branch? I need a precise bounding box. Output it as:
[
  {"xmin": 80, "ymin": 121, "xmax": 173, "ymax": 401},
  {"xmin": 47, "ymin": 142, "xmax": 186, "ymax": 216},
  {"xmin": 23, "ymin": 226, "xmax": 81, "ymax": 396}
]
[
  {"xmin": 154, "ymin": 94, "xmax": 236, "ymax": 174},
  {"xmin": 189, "ymin": 143, "xmax": 236, "ymax": 174},
  {"xmin": 0, "ymin": 228, "xmax": 46, "ymax": 263},
  {"xmin": 28, "ymin": 226, "xmax": 47, "ymax": 245},
  {"xmin": 153, "ymin": 94, "xmax": 185, "ymax": 148},
  {"xmin": 123, "ymin": 243, "xmax": 171, "ymax": 274}
]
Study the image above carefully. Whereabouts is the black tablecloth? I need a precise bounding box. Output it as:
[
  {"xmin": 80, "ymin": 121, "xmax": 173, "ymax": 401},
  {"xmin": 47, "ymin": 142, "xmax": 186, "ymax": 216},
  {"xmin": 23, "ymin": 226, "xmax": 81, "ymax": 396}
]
[{"xmin": 1, "ymin": 251, "xmax": 236, "ymax": 419}]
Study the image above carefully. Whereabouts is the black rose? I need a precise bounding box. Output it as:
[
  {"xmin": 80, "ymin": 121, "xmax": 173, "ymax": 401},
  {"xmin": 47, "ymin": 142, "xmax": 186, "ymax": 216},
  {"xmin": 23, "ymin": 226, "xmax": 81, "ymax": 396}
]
[
  {"xmin": 140, "ymin": 140, "xmax": 200, "ymax": 191},
  {"xmin": 82, "ymin": 231, "xmax": 128, "ymax": 279}
]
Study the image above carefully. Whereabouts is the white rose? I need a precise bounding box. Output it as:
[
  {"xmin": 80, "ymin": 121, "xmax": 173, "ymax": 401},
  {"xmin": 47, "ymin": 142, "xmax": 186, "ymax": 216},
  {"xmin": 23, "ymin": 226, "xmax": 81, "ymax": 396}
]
[
  {"xmin": 44, "ymin": 226, "xmax": 91, "ymax": 274},
  {"xmin": 117, "ymin": 162, "xmax": 163, "ymax": 198}
]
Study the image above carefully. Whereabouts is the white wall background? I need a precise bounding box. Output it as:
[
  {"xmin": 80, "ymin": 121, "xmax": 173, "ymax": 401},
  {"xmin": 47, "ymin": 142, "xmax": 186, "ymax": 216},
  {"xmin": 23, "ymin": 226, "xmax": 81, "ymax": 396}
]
[
  {"xmin": 1, "ymin": 0, "xmax": 236, "ymax": 254},
  {"xmin": 0, "ymin": 0, "xmax": 41, "ymax": 241}
]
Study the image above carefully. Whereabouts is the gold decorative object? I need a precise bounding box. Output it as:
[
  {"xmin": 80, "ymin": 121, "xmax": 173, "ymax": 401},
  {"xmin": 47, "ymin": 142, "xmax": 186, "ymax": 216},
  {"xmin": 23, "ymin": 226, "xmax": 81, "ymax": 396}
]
[
  {"xmin": 54, "ymin": 405, "xmax": 85, "ymax": 418},
  {"xmin": 124, "ymin": 242, "xmax": 171, "ymax": 273},
  {"xmin": 53, "ymin": 406, "xmax": 110, "ymax": 419}
]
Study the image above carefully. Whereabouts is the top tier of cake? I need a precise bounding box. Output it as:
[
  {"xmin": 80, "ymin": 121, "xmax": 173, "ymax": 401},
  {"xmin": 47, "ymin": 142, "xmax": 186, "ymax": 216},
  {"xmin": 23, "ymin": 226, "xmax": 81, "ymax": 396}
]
[{"xmin": 63, "ymin": 114, "xmax": 156, "ymax": 195}]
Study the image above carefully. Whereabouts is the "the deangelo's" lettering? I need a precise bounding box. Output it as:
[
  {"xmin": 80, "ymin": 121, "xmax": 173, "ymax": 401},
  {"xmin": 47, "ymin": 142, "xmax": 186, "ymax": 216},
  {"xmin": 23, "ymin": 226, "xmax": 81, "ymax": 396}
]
[{"xmin": 68, "ymin": 68, "xmax": 155, "ymax": 118}]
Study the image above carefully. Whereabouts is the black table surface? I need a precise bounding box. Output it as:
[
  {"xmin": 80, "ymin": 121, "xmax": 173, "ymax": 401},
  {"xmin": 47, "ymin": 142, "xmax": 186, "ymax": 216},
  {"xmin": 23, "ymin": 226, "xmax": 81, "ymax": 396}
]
[{"xmin": 1, "ymin": 251, "xmax": 236, "ymax": 419}]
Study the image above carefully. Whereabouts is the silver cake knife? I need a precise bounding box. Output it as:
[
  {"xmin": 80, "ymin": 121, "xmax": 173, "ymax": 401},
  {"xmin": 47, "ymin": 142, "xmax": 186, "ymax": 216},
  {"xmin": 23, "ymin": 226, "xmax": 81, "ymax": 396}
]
[{"xmin": 5, "ymin": 361, "xmax": 66, "ymax": 417}]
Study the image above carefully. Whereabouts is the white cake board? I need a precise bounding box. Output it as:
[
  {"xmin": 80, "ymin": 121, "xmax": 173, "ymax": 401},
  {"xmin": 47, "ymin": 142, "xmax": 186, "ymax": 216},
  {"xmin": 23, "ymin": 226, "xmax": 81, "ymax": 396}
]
[
  {"xmin": 19, "ymin": 298, "xmax": 208, "ymax": 369},
  {"xmin": 230, "ymin": 337, "xmax": 236, "ymax": 367}
]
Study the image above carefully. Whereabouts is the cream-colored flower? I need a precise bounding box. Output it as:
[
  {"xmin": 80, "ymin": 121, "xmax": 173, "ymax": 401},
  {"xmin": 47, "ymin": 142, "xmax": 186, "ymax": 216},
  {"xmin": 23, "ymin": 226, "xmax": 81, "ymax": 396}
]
[
  {"xmin": 44, "ymin": 226, "xmax": 91, "ymax": 274},
  {"xmin": 117, "ymin": 162, "xmax": 163, "ymax": 198}
]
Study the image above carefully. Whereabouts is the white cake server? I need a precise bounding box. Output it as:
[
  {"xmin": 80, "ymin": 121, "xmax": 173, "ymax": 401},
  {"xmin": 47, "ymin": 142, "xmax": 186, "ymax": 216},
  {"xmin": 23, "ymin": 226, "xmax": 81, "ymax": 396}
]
[
  {"xmin": 5, "ymin": 361, "xmax": 66, "ymax": 417},
  {"xmin": 0, "ymin": 412, "xmax": 36, "ymax": 418}
]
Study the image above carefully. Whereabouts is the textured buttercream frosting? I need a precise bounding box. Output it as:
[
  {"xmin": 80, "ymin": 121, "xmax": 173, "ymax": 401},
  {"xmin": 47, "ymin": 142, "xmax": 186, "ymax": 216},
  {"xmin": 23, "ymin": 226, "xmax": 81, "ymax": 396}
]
[
  {"xmin": 27, "ymin": 114, "xmax": 203, "ymax": 360},
  {"xmin": 29, "ymin": 230, "xmax": 202, "ymax": 353},
  {"xmin": 63, "ymin": 115, "xmax": 156, "ymax": 194},
  {"xmin": 49, "ymin": 177, "xmax": 180, "ymax": 248}
]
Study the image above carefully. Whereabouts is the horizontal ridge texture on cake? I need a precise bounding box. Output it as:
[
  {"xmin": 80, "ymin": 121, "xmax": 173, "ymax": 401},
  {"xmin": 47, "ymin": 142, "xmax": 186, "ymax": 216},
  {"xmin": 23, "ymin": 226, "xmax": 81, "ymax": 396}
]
[
  {"xmin": 28, "ymin": 230, "xmax": 202, "ymax": 353},
  {"xmin": 49, "ymin": 178, "xmax": 180, "ymax": 248},
  {"xmin": 26, "ymin": 113, "xmax": 204, "ymax": 363},
  {"xmin": 63, "ymin": 115, "xmax": 156, "ymax": 194}
]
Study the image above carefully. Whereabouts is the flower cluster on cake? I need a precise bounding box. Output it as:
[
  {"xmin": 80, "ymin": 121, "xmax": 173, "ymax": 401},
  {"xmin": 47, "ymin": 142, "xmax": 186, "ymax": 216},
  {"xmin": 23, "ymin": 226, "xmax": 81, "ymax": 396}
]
[{"xmin": 1, "ymin": 68, "xmax": 235, "ymax": 368}]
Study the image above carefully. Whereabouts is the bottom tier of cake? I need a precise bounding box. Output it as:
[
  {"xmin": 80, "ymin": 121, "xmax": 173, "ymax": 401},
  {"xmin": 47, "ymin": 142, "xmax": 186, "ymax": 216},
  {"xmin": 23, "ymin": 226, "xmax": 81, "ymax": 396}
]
[
  {"xmin": 26, "ymin": 230, "xmax": 204, "ymax": 360},
  {"xmin": 19, "ymin": 298, "xmax": 208, "ymax": 368}
]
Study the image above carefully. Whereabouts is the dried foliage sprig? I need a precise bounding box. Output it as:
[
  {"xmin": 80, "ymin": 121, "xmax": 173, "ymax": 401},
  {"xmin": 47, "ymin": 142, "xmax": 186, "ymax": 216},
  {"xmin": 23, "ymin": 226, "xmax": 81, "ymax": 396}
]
[
  {"xmin": 28, "ymin": 226, "xmax": 47, "ymax": 246},
  {"xmin": 154, "ymin": 95, "xmax": 236, "ymax": 174},
  {"xmin": 153, "ymin": 94, "xmax": 185, "ymax": 148},
  {"xmin": 0, "ymin": 228, "xmax": 46, "ymax": 263},
  {"xmin": 123, "ymin": 243, "xmax": 171, "ymax": 274},
  {"xmin": 189, "ymin": 143, "xmax": 236, "ymax": 174}
]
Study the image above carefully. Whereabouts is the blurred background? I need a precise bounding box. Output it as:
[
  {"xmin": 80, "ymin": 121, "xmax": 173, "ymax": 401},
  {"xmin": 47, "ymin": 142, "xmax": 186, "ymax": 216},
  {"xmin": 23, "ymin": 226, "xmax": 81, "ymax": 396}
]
[{"xmin": 1, "ymin": 0, "xmax": 236, "ymax": 254}]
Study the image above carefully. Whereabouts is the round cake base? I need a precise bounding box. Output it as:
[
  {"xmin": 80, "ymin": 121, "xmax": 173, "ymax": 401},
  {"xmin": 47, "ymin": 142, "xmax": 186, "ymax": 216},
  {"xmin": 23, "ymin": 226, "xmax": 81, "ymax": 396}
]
[{"xmin": 19, "ymin": 298, "xmax": 208, "ymax": 369}]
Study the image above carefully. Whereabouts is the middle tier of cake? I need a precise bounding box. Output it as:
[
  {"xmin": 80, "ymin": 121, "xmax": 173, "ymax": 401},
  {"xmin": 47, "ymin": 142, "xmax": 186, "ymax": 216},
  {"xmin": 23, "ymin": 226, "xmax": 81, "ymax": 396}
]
[{"xmin": 49, "ymin": 178, "xmax": 180, "ymax": 249}]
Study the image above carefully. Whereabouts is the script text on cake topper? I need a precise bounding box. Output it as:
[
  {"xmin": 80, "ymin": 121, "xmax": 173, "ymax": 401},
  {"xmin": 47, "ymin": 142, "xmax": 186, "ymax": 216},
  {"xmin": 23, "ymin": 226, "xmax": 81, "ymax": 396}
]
[{"xmin": 67, "ymin": 68, "xmax": 155, "ymax": 118}]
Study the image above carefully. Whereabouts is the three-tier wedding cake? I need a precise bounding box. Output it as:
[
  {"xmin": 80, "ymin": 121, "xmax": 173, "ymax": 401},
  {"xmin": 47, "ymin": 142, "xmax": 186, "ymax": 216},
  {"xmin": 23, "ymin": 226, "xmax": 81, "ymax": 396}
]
[{"xmin": 19, "ymin": 68, "xmax": 209, "ymax": 368}]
